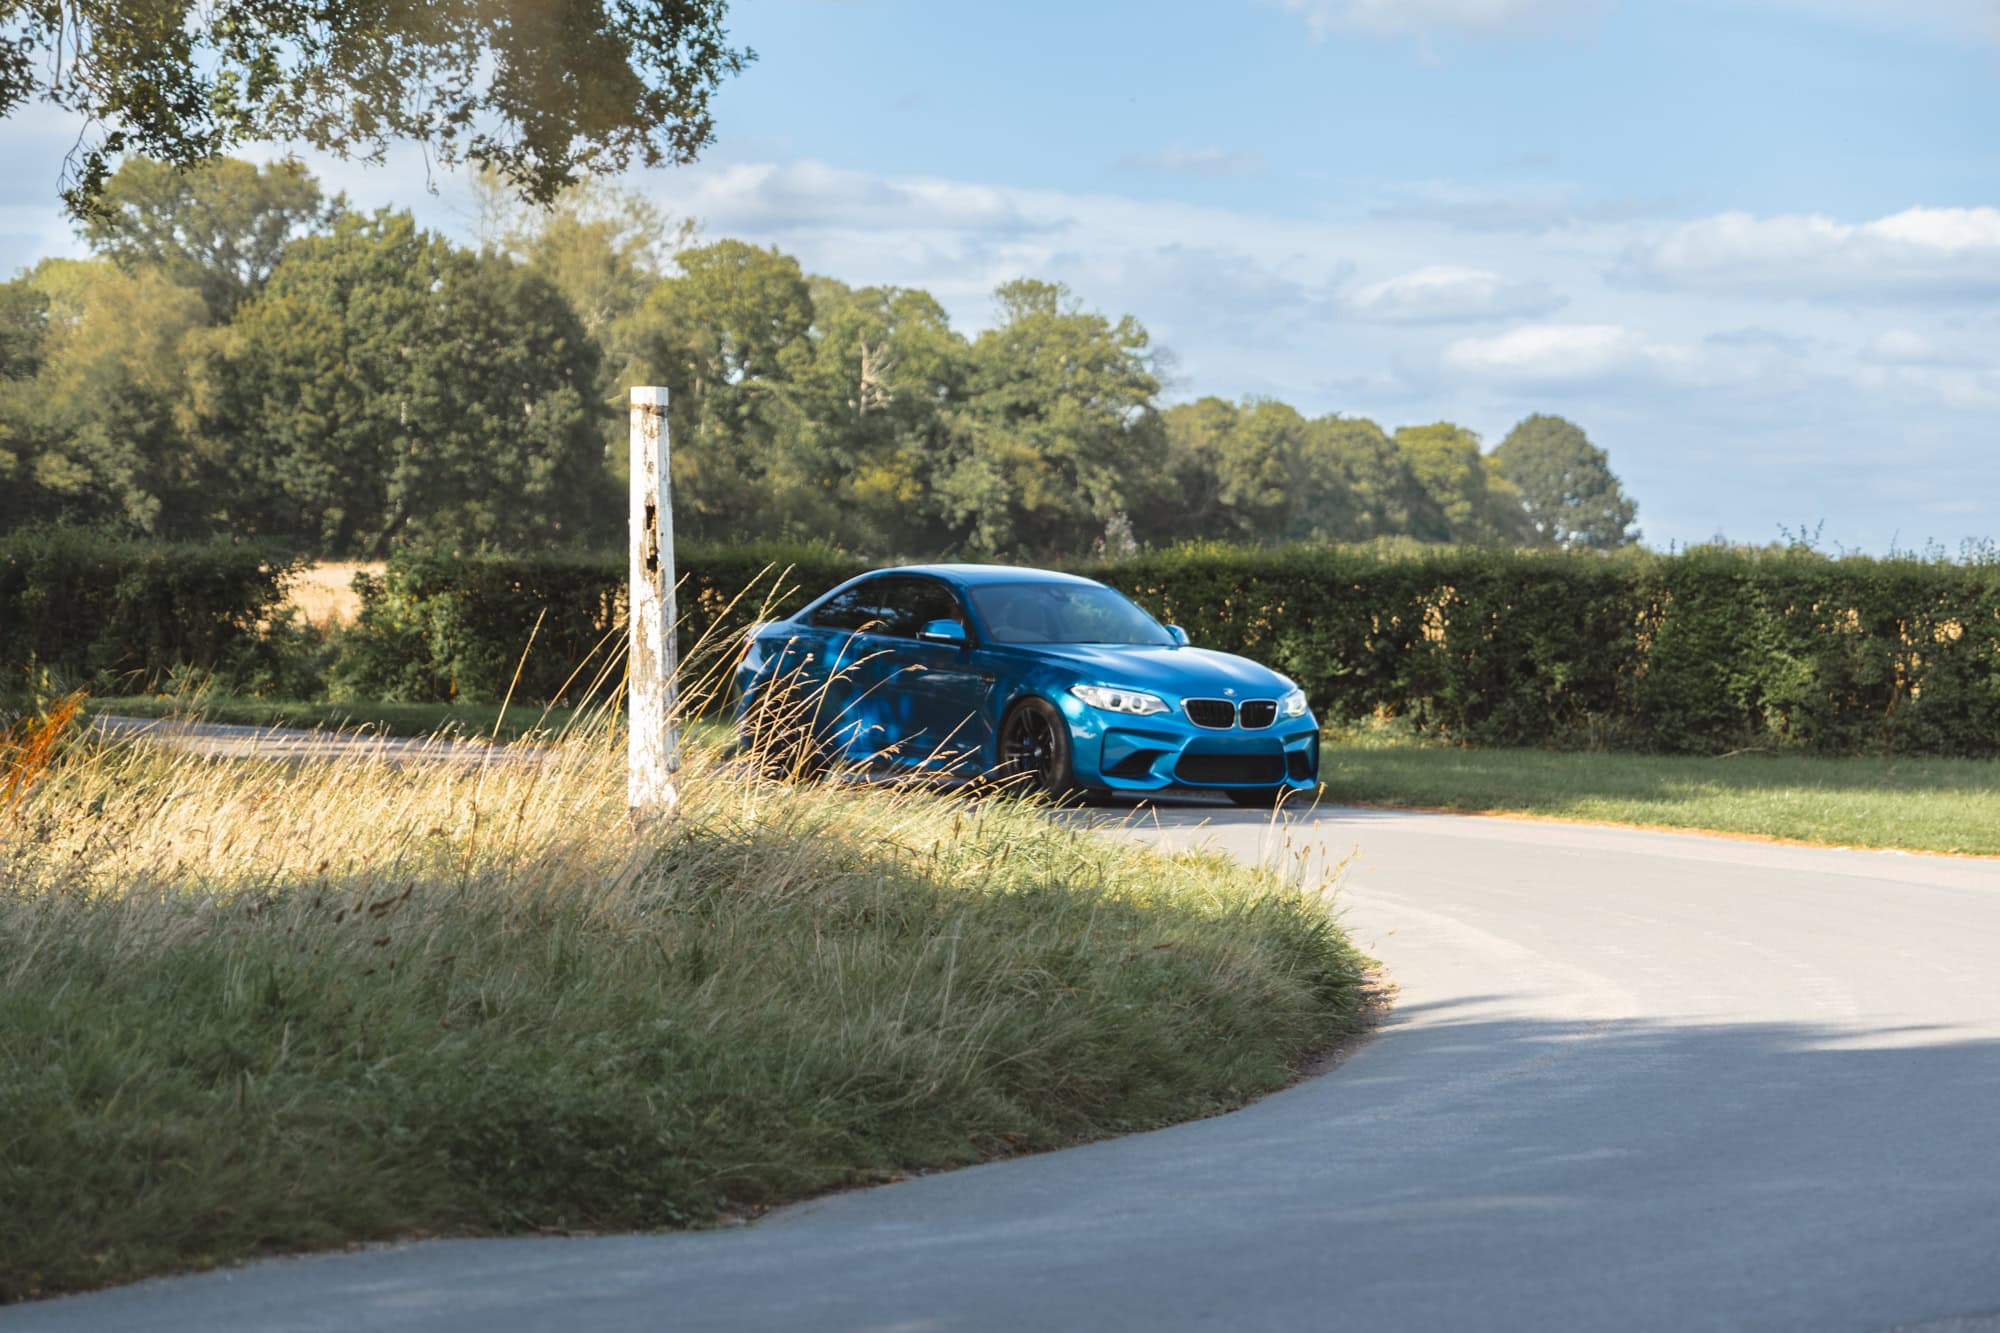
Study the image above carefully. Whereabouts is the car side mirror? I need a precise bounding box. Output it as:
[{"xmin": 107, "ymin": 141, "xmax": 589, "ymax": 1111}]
[
  {"xmin": 917, "ymin": 619, "xmax": 970, "ymax": 646},
  {"xmin": 1166, "ymin": 624, "xmax": 1189, "ymax": 647}
]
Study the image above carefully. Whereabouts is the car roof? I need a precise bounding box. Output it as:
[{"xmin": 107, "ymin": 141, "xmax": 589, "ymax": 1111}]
[{"xmin": 875, "ymin": 564, "xmax": 1102, "ymax": 589}]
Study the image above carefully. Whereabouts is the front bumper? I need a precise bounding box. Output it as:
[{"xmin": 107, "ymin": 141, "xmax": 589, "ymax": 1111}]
[{"xmin": 1057, "ymin": 694, "xmax": 1320, "ymax": 793}]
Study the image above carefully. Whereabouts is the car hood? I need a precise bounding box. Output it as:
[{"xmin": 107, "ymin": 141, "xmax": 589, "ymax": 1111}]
[{"xmin": 1019, "ymin": 643, "xmax": 1295, "ymax": 699}]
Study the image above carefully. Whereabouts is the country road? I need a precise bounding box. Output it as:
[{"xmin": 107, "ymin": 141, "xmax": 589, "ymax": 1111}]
[{"xmin": 14, "ymin": 748, "xmax": 2000, "ymax": 1331}]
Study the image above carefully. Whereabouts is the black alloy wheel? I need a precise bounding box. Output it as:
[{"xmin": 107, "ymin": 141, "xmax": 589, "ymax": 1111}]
[{"xmin": 997, "ymin": 697, "xmax": 1077, "ymax": 798}]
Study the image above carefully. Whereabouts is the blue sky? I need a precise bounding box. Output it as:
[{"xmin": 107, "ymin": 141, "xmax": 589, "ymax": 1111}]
[{"xmin": 5, "ymin": 0, "xmax": 1999, "ymax": 551}]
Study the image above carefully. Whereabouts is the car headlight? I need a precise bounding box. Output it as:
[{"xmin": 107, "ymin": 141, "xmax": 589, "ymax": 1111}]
[
  {"xmin": 1280, "ymin": 686, "xmax": 1309, "ymax": 718},
  {"xmin": 1070, "ymin": 683, "xmax": 1170, "ymax": 717}
]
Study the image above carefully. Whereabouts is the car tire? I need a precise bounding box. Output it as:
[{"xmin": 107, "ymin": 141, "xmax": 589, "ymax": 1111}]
[
  {"xmin": 1224, "ymin": 786, "xmax": 1290, "ymax": 809},
  {"xmin": 995, "ymin": 697, "xmax": 1079, "ymax": 799}
]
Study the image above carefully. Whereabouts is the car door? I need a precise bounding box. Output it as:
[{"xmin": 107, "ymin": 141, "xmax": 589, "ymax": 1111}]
[
  {"xmin": 796, "ymin": 576, "xmax": 904, "ymax": 761},
  {"xmin": 878, "ymin": 577, "xmax": 994, "ymax": 772},
  {"xmin": 825, "ymin": 575, "xmax": 976, "ymax": 769}
]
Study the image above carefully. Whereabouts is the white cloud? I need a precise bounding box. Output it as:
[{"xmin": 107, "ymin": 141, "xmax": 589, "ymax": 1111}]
[
  {"xmin": 1290, "ymin": 0, "xmax": 1996, "ymax": 43},
  {"xmin": 678, "ymin": 160, "xmax": 1044, "ymax": 239},
  {"xmin": 1369, "ymin": 179, "xmax": 1673, "ymax": 233},
  {"xmin": 1443, "ymin": 323, "xmax": 1695, "ymax": 383},
  {"xmin": 1615, "ymin": 207, "xmax": 2000, "ymax": 301},
  {"xmin": 1857, "ymin": 363, "xmax": 2000, "ymax": 411},
  {"xmin": 1867, "ymin": 329, "xmax": 1943, "ymax": 364},
  {"xmin": 1283, "ymin": 0, "xmax": 1596, "ymax": 39},
  {"xmin": 1116, "ymin": 146, "xmax": 1266, "ymax": 178},
  {"xmin": 1856, "ymin": 328, "xmax": 1997, "ymax": 406},
  {"xmin": 1705, "ymin": 326, "xmax": 1818, "ymax": 357},
  {"xmin": 1342, "ymin": 264, "xmax": 1565, "ymax": 323}
]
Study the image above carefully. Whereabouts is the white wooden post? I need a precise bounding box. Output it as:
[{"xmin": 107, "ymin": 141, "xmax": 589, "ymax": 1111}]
[{"xmin": 628, "ymin": 386, "xmax": 680, "ymax": 816}]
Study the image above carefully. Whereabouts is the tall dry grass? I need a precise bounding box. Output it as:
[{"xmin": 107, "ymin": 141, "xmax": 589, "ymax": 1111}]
[{"xmin": 0, "ymin": 722, "xmax": 1368, "ymax": 1302}]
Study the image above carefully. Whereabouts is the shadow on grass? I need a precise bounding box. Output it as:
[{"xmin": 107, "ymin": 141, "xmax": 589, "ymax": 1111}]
[{"xmin": 14, "ymin": 1004, "xmax": 2000, "ymax": 1333}]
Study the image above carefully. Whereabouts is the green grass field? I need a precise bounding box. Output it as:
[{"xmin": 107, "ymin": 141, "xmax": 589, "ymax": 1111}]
[
  {"xmin": 0, "ymin": 723, "xmax": 1370, "ymax": 1303},
  {"xmin": 1322, "ymin": 728, "xmax": 2000, "ymax": 856}
]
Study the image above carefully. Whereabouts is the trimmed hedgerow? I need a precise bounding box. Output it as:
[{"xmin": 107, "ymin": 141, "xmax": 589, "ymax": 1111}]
[
  {"xmin": 1091, "ymin": 544, "xmax": 2000, "ymax": 756},
  {"xmin": 328, "ymin": 544, "xmax": 867, "ymax": 705},
  {"xmin": 0, "ymin": 527, "xmax": 295, "ymax": 694},
  {"xmin": 15, "ymin": 530, "xmax": 2000, "ymax": 755}
]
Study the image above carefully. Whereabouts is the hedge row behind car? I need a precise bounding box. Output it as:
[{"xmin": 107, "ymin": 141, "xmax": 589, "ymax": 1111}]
[
  {"xmin": 0, "ymin": 526, "xmax": 295, "ymax": 698},
  {"xmin": 1095, "ymin": 544, "xmax": 2000, "ymax": 757},
  {"xmin": 11, "ymin": 529, "xmax": 2000, "ymax": 756}
]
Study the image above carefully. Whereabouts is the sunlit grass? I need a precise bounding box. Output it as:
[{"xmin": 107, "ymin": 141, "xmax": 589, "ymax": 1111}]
[
  {"xmin": 0, "ymin": 720, "xmax": 1369, "ymax": 1303},
  {"xmin": 1323, "ymin": 722, "xmax": 2000, "ymax": 855}
]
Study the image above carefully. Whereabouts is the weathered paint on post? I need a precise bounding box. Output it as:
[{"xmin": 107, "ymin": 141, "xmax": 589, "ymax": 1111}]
[{"xmin": 629, "ymin": 386, "xmax": 680, "ymax": 816}]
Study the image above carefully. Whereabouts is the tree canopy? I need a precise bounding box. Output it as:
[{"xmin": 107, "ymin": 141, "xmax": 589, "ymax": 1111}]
[
  {"xmin": 0, "ymin": 0, "xmax": 751, "ymax": 216},
  {"xmin": 1492, "ymin": 414, "xmax": 1641, "ymax": 549},
  {"xmin": 0, "ymin": 155, "xmax": 1647, "ymax": 560},
  {"xmin": 79, "ymin": 156, "xmax": 336, "ymax": 318}
]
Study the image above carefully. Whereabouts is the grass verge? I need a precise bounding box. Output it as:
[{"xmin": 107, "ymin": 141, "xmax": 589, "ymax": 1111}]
[
  {"xmin": 1323, "ymin": 727, "xmax": 2000, "ymax": 856},
  {"xmin": 0, "ymin": 726, "xmax": 1370, "ymax": 1303}
]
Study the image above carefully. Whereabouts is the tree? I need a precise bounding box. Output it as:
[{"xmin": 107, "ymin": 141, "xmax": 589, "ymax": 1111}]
[
  {"xmin": 0, "ymin": 278, "xmax": 49, "ymax": 531},
  {"xmin": 486, "ymin": 171, "xmax": 697, "ymax": 498},
  {"xmin": 1394, "ymin": 422, "xmax": 1538, "ymax": 546},
  {"xmin": 0, "ymin": 259, "xmax": 211, "ymax": 536},
  {"xmin": 1301, "ymin": 415, "xmax": 1451, "ymax": 543},
  {"xmin": 79, "ymin": 156, "xmax": 336, "ymax": 318},
  {"xmin": 786, "ymin": 278, "xmax": 968, "ymax": 554},
  {"xmin": 943, "ymin": 280, "xmax": 1162, "ymax": 557},
  {"xmin": 200, "ymin": 211, "xmax": 603, "ymax": 554},
  {"xmin": 1141, "ymin": 397, "xmax": 1239, "ymax": 544},
  {"xmin": 1492, "ymin": 413, "xmax": 1640, "ymax": 549},
  {"xmin": 624, "ymin": 240, "xmax": 816, "ymax": 541},
  {"xmin": 1, "ymin": 0, "xmax": 752, "ymax": 216},
  {"xmin": 484, "ymin": 171, "xmax": 693, "ymax": 341}
]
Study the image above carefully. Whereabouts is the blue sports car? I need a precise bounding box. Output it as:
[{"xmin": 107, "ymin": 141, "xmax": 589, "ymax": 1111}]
[{"xmin": 734, "ymin": 564, "xmax": 1319, "ymax": 804}]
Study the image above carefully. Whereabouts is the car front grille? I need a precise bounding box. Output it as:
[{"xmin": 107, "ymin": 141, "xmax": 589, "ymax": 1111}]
[
  {"xmin": 1237, "ymin": 699, "xmax": 1278, "ymax": 729},
  {"xmin": 1175, "ymin": 752, "xmax": 1287, "ymax": 785},
  {"xmin": 1182, "ymin": 698, "xmax": 1236, "ymax": 729}
]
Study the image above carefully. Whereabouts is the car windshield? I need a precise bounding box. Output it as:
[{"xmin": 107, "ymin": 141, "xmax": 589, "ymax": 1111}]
[{"xmin": 968, "ymin": 582, "xmax": 1174, "ymax": 646}]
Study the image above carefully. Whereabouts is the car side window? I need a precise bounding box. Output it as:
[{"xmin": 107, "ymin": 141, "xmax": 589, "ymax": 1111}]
[
  {"xmin": 811, "ymin": 577, "xmax": 965, "ymax": 638},
  {"xmin": 810, "ymin": 578, "xmax": 895, "ymax": 633}
]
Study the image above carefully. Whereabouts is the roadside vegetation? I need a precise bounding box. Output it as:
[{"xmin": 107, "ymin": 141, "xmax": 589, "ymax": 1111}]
[
  {"xmin": 1323, "ymin": 724, "xmax": 2000, "ymax": 856},
  {"xmin": 86, "ymin": 694, "xmax": 589, "ymax": 743},
  {"xmin": 0, "ymin": 718, "xmax": 1370, "ymax": 1304}
]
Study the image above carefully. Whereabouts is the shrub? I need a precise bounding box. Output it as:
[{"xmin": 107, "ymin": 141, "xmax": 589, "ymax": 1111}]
[
  {"xmin": 0, "ymin": 527, "xmax": 296, "ymax": 693},
  {"xmin": 329, "ymin": 544, "xmax": 868, "ymax": 704},
  {"xmin": 1093, "ymin": 544, "xmax": 2000, "ymax": 756},
  {"xmin": 18, "ymin": 528, "xmax": 2000, "ymax": 756}
]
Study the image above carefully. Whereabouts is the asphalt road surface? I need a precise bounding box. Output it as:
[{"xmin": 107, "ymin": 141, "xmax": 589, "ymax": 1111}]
[{"xmin": 15, "ymin": 793, "xmax": 2000, "ymax": 1332}]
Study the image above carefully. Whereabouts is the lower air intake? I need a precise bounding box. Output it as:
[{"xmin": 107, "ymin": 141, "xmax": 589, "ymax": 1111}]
[{"xmin": 1175, "ymin": 752, "xmax": 1286, "ymax": 785}]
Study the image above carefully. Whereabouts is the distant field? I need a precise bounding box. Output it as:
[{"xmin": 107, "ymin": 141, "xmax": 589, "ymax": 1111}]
[
  {"xmin": 1322, "ymin": 729, "xmax": 2000, "ymax": 857},
  {"xmin": 285, "ymin": 561, "xmax": 381, "ymax": 629}
]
